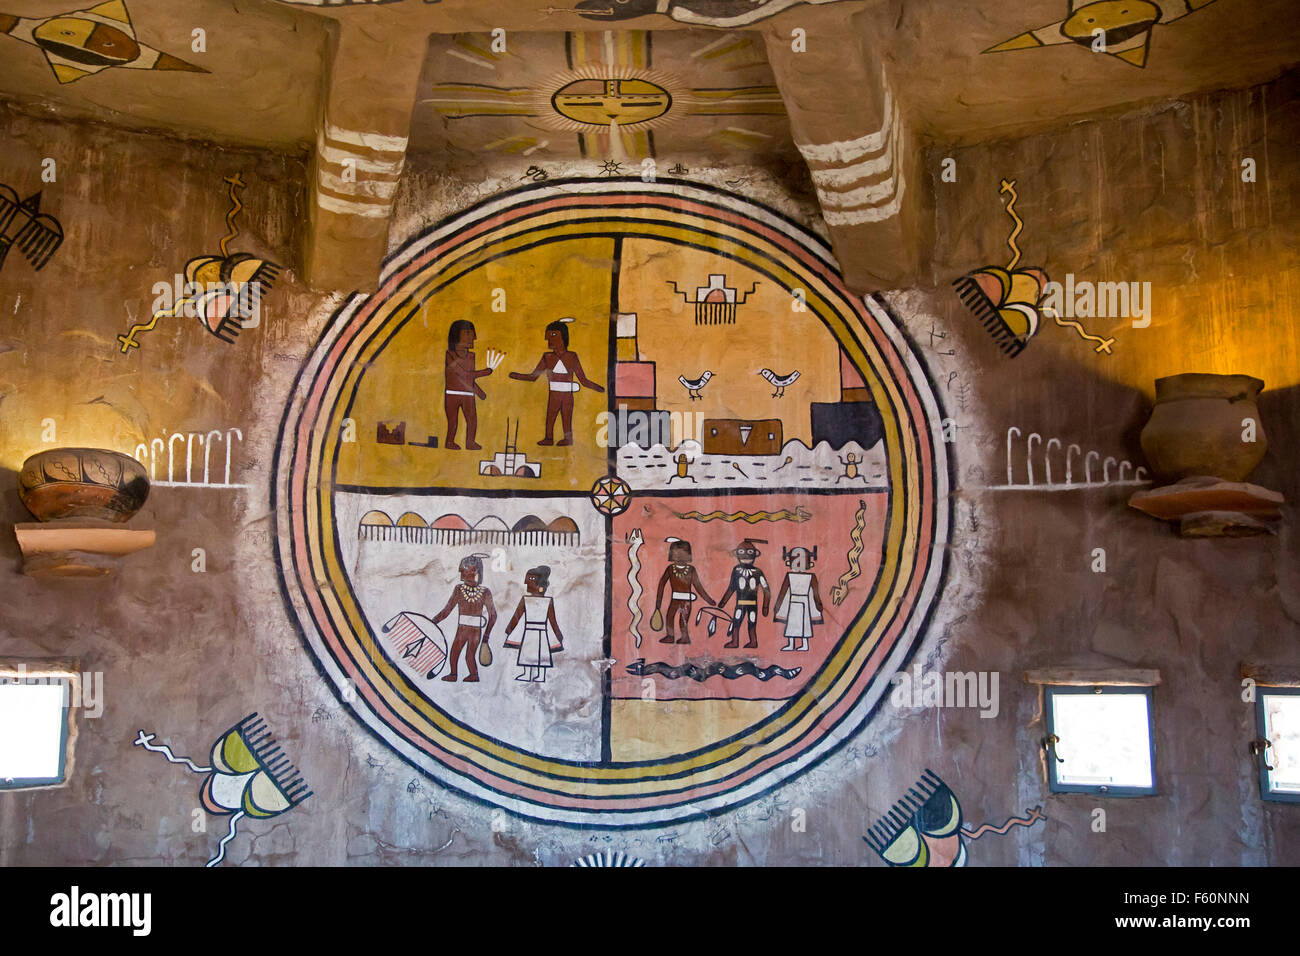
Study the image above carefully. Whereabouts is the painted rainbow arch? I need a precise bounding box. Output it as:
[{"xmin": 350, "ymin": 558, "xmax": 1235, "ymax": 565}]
[{"xmin": 274, "ymin": 178, "xmax": 950, "ymax": 827}]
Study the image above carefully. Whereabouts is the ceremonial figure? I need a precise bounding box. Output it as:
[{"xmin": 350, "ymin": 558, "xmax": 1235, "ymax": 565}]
[
  {"xmin": 432, "ymin": 555, "xmax": 497, "ymax": 681},
  {"xmin": 503, "ymin": 566, "xmax": 565, "ymax": 683},
  {"xmin": 509, "ymin": 318, "xmax": 604, "ymax": 446},
  {"xmin": 716, "ymin": 538, "xmax": 770, "ymax": 649},
  {"xmin": 652, "ymin": 537, "xmax": 717, "ymax": 645},
  {"xmin": 773, "ymin": 546, "xmax": 824, "ymax": 652}
]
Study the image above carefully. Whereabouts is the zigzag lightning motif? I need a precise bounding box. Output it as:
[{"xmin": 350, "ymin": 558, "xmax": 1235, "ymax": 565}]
[
  {"xmin": 830, "ymin": 499, "xmax": 868, "ymax": 606},
  {"xmin": 1000, "ymin": 178, "xmax": 1023, "ymax": 270},
  {"xmin": 670, "ymin": 506, "xmax": 812, "ymax": 524},
  {"xmin": 627, "ymin": 529, "xmax": 644, "ymax": 648}
]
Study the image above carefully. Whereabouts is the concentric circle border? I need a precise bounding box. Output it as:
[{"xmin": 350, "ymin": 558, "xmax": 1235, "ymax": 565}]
[{"xmin": 273, "ymin": 178, "xmax": 950, "ymax": 827}]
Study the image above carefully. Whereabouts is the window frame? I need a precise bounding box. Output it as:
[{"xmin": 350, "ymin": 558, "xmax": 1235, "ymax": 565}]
[
  {"xmin": 1044, "ymin": 683, "xmax": 1158, "ymax": 797},
  {"xmin": 1254, "ymin": 684, "xmax": 1300, "ymax": 804},
  {"xmin": 0, "ymin": 664, "xmax": 78, "ymax": 792}
]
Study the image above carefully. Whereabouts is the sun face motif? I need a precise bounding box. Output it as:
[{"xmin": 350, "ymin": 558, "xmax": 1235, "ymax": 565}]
[
  {"xmin": 541, "ymin": 66, "xmax": 685, "ymax": 134},
  {"xmin": 552, "ymin": 77, "xmax": 673, "ymax": 127}
]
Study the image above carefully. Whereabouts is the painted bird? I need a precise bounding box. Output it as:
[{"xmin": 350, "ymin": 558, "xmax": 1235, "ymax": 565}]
[
  {"xmin": 758, "ymin": 368, "xmax": 800, "ymax": 398},
  {"xmin": 678, "ymin": 370, "xmax": 713, "ymax": 400}
]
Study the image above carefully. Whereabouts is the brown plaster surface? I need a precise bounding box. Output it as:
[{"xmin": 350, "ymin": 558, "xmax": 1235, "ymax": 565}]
[{"xmin": 0, "ymin": 60, "xmax": 1297, "ymax": 865}]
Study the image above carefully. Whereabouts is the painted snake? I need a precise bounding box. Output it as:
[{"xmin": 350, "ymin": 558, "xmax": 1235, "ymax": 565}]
[
  {"xmin": 670, "ymin": 506, "xmax": 812, "ymax": 524},
  {"xmin": 830, "ymin": 499, "xmax": 868, "ymax": 606},
  {"xmin": 219, "ymin": 173, "xmax": 245, "ymax": 257},
  {"xmin": 627, "ymin": 528, "xmax": 644, "ymax": 648},
  {"xmin": 625, "ymin": 659, "xmax": 803, "ymax": 682}
]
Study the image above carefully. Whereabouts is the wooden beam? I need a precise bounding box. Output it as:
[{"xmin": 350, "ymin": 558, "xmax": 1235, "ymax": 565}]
[
  {"xmin": 305, "ymin": 23, "xmax": 427, "ymax": 292},
  {"xmin": 1024, "ymin": 668, "xmax": 1162, "ymax": 687},
  {"xmin": 762, "ymin": 12, "xmax": 925, "ymax": 293}
]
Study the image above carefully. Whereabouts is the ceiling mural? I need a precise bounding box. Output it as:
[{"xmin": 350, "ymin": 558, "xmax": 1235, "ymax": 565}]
[
  {"xmin": 985, "ymin": 0, "xmax": 1219, "ymax": 69},
  {"xmin": 0, "ymin": 1, "xmax": 206, "ymax": 85},
  {"xmin": 416, "ymin": 30, "xmax": 792, "ymax": 161},
  {"xmin": 572, "ymin": 0, "xmax": 855, "ymax": 27}
]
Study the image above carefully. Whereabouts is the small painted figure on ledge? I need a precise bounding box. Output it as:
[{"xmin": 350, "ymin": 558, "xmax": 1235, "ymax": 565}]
[
  {"xmin": 432, "ymin": 554, "xmax": 497, "ymax": 682},
  {"xmin": 509, "ymin": 318, "xmax": 604, "ymax": 446},
  {"xmin": 774, "ymin": 546, "xmax": 824, "ymax": 652},
  {"xmin": 717, "ymin": 538, "xmax": 770, "ymax": 649},
  {"xmin": 503, "ymin": 565, "xmax": 565, "ymax": 683},
  {"xmin": 652, "ymin": 537, "xmax": 717, "ymax": 645}
]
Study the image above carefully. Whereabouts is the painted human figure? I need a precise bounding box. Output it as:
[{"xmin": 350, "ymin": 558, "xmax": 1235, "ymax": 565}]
[
  {"xmin": 773, "ymin": 546, "xmax": 824, "ymax": 652},
  {"xmin": 653, "ymin": 537, "xmax": 716, "ymax": 645},
  {"xmin": 503, "ymin": 565, "xmax": 565, "ymax": 683},
  {"xmin": 444, "ymin": 319, "xmax": 494, "ymax": 450},
  {"xmin": 837, "ymin": 452, "xmax": 861, "ymax": 482},
  {"xmin": 716, "ymin": 538, "xmax": 770, "ymax": 649},
  {"xmin": 432, "ymin": 555, "xmax": 497, "ymax": 682},
  {"xmin": 509, "ymin": 318, "xmax": 604, "ymax": 446}
]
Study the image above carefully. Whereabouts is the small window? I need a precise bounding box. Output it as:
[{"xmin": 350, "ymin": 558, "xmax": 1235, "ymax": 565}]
[
  {"xmin": 0, "ymin": 671, "xmax": 74, "ymax": 790},
  {"xmin": 1256, "ymin": 686, "xmax": 1300, "ymax": 803},
  {"xmin": 1044, "ymin": 685, "xmax": 1156, "ymax": 796}
]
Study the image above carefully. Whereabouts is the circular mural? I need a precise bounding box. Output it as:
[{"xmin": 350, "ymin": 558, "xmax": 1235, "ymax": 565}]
[{"xmin": 275, "ymin": 179, "xmax": 949, "ymax": 827}]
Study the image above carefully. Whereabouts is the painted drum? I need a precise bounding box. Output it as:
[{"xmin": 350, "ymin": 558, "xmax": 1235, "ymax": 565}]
[{"xmin": 275, "ymin": 179, "xmax": 949, "ymax": 827}]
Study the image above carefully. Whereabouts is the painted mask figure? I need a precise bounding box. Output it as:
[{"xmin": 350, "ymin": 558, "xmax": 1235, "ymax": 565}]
[
  {"xmin": 717, "ymin": 538, "xmax": 770, "ymax": 650},
  {"xmin": 773, "ymin": 546, "xmax": 824, "ymax": 652}
]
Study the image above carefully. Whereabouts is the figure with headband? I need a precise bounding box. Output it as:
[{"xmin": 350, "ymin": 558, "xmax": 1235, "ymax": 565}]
[
  {"xmin": 431, "ymin": 554, "xmax": 497, "ymax": 682},
  {"xmin": 509, "ymin": 317, "xmax": 604, "ymax": 446},
  {"xmin": 651, "ymin": 537, "xmax": 718, "ymax": 645}
]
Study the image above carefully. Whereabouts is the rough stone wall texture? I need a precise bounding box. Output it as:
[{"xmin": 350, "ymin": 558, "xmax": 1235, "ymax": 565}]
[{"xmin": 0, "ymin": 67, "xmax": 1297, "ymax": 865}]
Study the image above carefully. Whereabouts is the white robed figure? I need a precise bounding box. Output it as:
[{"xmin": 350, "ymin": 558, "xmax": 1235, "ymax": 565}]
[
  {"xmin": 504, "ymin": 565, "xmax": 566, "ymax": 682},
  {"xmin": 773, "ymin": 546, "xmax": 825, "ymax": 652}
]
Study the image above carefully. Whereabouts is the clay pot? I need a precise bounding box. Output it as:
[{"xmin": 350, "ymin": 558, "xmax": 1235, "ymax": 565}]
[
  {"xmin": 18, "ymin": 448, "xmax": 150, "ymax": 523},
  {"xmin": 1140, "ymin": 374, "xmax": 1267, "ymax": 481}
]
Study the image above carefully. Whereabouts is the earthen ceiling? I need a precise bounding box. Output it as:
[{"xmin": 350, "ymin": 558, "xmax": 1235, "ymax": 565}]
[
  {"xmin": 0, "ymin": 0, "xmax": 1294, "ymax": 152},
  {"xmin": 1, "ymin": 0, "xmax": 1294, "ymax": 294}
]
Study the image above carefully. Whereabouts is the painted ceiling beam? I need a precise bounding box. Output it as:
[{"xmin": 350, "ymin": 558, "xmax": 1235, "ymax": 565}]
[
  {"xmin": 305, "ymin": 23, "xmax": 426, "ymax": 292},
  {"xmin": 762, "ymin": 11, "xmax": 924, "ymax": 294}
]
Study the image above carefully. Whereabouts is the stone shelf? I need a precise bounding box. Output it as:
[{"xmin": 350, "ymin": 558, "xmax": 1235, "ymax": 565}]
[
  {"xmin": 1128, "ymin": 477, "xmax": 1285, "ymax": 537},
  {"xmin": 14, "ymin": 522, "xmax": 156, "ymax": 578}
]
